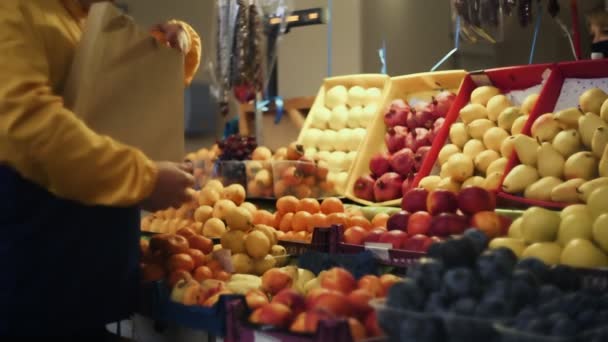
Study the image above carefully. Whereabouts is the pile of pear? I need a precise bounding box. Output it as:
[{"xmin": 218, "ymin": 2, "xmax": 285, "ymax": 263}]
[
  {"xmin": 490, "ymin": 200, "xmax": 608, "ymax": 269},
  {"xmin": 419, "ymin": 85, "xmax": 540, "ymax": 193},
  {"xmin": 502, "ymin": 87, "xmax": 608, "ymax": 203}
]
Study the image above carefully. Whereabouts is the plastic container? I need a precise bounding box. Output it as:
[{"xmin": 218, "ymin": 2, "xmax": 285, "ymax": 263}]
[
  {"xmin": 495, "ymin": 323, "xmax": 608, "ymax": 342},
  {"xmin": 345, "ymin": 70, "xmax": 467, "ymax": 207},
  {"xmin": 277, "ymin": 226, "xmax": 334, "ymax": 256},
  {"xmin": 272, "ymin": 160, "xmax": 340, "ymax": 199},
  {"xmin": 498, "ymin": 59, "xmax": 608, "ymax": 209},
  {"xmin": 408, "ymin": 64, "xmax": 552, "ymax": 196},
  {"xmin": 296, "ymin": 74, "xmax": 392, "ymax": 195}
]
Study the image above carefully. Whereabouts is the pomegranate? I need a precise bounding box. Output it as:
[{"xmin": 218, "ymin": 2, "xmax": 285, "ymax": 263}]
[
  {"xmin": 384, "ymin": 126, "xmax": 408, "ymax": 153},
  {"xmin": 401, "ymin": 174, "xmax": 415, "ymax": 195},
  {"xmin": 383, "ymin": 101, "xmax": 410, "ymax": 127},
  {"xmin": 374, "ymin": 173, "xmax": 403, "ymax": 202},
  {"xmin": 369, "ymin": 153, "xmax": 392, "ymax": 177},
  {"xmin": 433, "ymin": 91, "xmax": 456, "ymax": 117},
  {"xmin": 389, "ymin": 148, "xmax": 415, "ymax": 177},
  {"xmin": 405, "ymin": 132, "xmax": 416, "ymax": 151},
  {"xmin": 353, "ymin": 175, "xmax": 376, "ymax": 201},
  {"xmin": 430, "ymin": 117, "xmax": 445, "ymax": 140},
  {"xmin": 414, "ymin": 107, "xmax": 435, "ymax": 129},
  {"xmin": 413, "ymin": 128, "xmax": 431, "ymax": 151},
  {"xmin": 414, "ymin": 146, "xmax": 431, "ymax": 172},
  {"xmin": 405, "ymin": 112, "xmax": 418, "ymax": 131},
  {"xmin": 386, "ymin": 211, "xmax": 410, "ymax": 231}
]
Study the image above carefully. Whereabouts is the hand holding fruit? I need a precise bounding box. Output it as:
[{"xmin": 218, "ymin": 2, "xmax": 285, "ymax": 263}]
[
  {"xmin": 141, "ymin": 161, "xmax": 195, "ymax": 211},
  {"xmin": 150, "ymin": 22, "xmax": 190, "ymax": 53}
]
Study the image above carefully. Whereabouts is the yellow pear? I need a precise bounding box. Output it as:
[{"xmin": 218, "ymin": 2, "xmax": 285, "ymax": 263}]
[
  {"xmin": 579, "ymin": 87, "xmax": 608, "ymax": 115},
  {"xmin": 552, "ymin": 129, "xmax": 582, "ymax": 157},
  {"xmin": 449, "ymin": 123, "xmax": 470, "ymax": 148},
  {"xmin": 502, "ymin": 165, "xmax": 540, "ymax": 194},
  {"xmin": 500, "ymin": 136, "xmax": 516, "ymax": 158},
  {"xmin": 592, "ymin": 127, "xmax": 608, "ymax": 158},
  {"xmin": 489, "ymin": 238, "xmax": 527, "ymax": 258},
  {"xmin": 537, "ymin": 142, "xmax": 565, "ymax": 178},
  {"xmin": 522, "ymin": 243, "xmax": 563, "ymax": 265},
  {"xmin": 564, "ymin": 152, "xmax": 598, "ymax": 180},
  {"xmin": 460, "ymin": 104, "xmax": 489, "ymax": 124},
  {"xmin": 522, "ymin": 93, "xmax": 540, "ymax": 114},
  {"xmin": 474, "ymin": 150, "xmax": 501, "ymax": 174},
  {"xmin": 578, "ymin": 112, "xmax": 607, "ymax": 147},
  {"xmin": 561, "ymin": 238, "xmax": 608, "ymax": 268},
  {"xmin": 601, "ymin": 98, "xmax": 608, "ymax": 122},
  {"xmin": 511, "ymin": 115, "xmax": 529, "ymax": 135},
  {"xmin": 418, "ymin": 176, "xmax": 442, "ymax": 192},
  {"xmin": 592, "ymin": 214, "xmax": 608, "ymax": 253},
  {"xmin": 436, "ymin": 177, "xmax": 461, "ymax": 193},
  {"xmin": 483, "ymin": 127, "xmax": 510, "ymax": 152},
  {"xmin": 513, "ymin": 134, "xmax": 540, "ymax": 166},
  {"xmin": 554, "ymin": 107, "xmax": 583, "ymax": 129},
  {"xmin": 521, "ymin": 207, "xmax": 561, "ymax": 243},
  {"xmin": 508, "ymin": 217, "xmax": 524, "ymax": 239},
  {"xmin": 446, "ymin": 153, "xmax": 474, "ymax": 182},
  {"xmin": 468, "ymin": 119, "xmax": 496, "ymax": 140},
  {"xmin": 483, "ymin": 172, "xmax": 503, "ymax": 191},
  {"xmin": 531, "ymin": 113, "xmax": 561, "ymax": 143},
  {"xmin": 587, "ymin": 186, "xmax": 608, "ymax": 219},
  {"xmin": 600, "ymin": 144, "xmax": 608, "ymax": 177},
  {"xmin": 498, "ymin": 107, "xmax": 524, "ymax": 132},
  {"xmin": 560, "ymin": 204, "xmax": 590, "ymax": 219},
  {"xmin": 487, "ymin": 94, "xmax": 512, "ymax": 122},
  {"xmin": 462, "ymin": 140, "xmax": 486, "ymax": 159},
  {"xmin": 524, "ymin": 177, "xmax": 563, "ymax": 201},
  {"xmin": 577, "ymin": 178, "xmax": 608, "ymax": 202},
  {"xmin": 558, "ymin": 211, "xmax": 593, "ymax": 246},
  {"xmin": 438, "ymin": 144, "xmax": 461, "ymax": 165},
  {"xmin": 487, "ymin": 157, "xmax": 508, "ymax": 175},
  {"xmin": 440, "ymin": 163, "xmax": 450, "ymax": 178},
  {"xmin": 471, "ymin": 86, "xmax": 501, "ymax": 106},
  {"xmin": 462, "ymin": 176, "xmax": 486, "ymax": 189},
  {"xmin": 550, "ymin": 178, "xmax": 586, "ymax": 203}
]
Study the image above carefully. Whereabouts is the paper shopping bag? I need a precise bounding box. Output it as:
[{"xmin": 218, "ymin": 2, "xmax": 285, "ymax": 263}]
[{"xmin": 63, "ymin": 2, "xmax": 185, "ymax": 162}]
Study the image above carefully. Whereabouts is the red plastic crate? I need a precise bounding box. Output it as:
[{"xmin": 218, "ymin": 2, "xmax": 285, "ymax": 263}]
[
  {"xmin": 411, "ymin": 64, "xmax": 554, "ymax": 194},
  {"xmin": 497, "ymin": 59, "xmax": 608, "ymax": 209}
]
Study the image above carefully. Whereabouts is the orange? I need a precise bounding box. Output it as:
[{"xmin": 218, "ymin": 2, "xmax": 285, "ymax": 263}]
[
  {"xmin": 327, "ymin": 213, "xmax": 348, "ymax": 227},
  {"xmin": 371, "ymin": 213, "xmax": 390, "ymax": 229},
  {"xmin": 309, "ymin": 213, "xmax": 329, "ymax": 232},
  {"xmin": 347, "ymin": 216, "xmax": 372, "ymax": 231},
  {"xmin": 292, "ymin": 211, "xmax": 312, "ymax": 232},
  {"xmin": 320, "ymin": 198, "xmax": 344, "ymax": 215},
  {"xmin": 296, "ymin": 198, "xmax": 320, "ymax": 214},
  {"xmin": 279, "ymin": 213, "xmax": 294, "ymax": 232},
  {"xmin": 277, "ymin": 196, "xmax": 299, "ymax": 214}
]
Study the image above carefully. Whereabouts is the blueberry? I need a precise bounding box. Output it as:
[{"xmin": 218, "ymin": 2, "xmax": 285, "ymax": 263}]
[
  {"xmin": 387, "ymin": 279, "xmax": 426, "ymax": 311},
  {"xmin": 475, "ymin": 295, "xmax": 509, "ymax": 318},
  {"xmin": 538, "ymin": 298, "xmax": 563, "ymax": 315},
  {"xmin": 485, "ymin": 279, "xmax": 511, "ymax": 299},
  {"xmin": 550, "ymin": 264, "xmax": 581, "ymax": 291},
  {"xmin": 562, "ymin": 292, "xmax": 591, "ymax": 317},
  {"xmin": 463, "ymin": 228, "xmax": 488, "ymax": 255},
  {"xmin": 476, "ymin": 250, "xmax": 513, "ymax": 283},
  {"xmin": 551, "ymin": 317, "xmax": 578, "ymax": 337},
  {"xmin": 526, "ymin": 318, "xmax": 551, "ymax": 335},
  {"xmin": 440, "ymin": 238, "xmax": 478, "ymax": 269},
  {"xmin": 539, "ymin": 284, "xmax": 562, "ymax": 304},
  {"xmin": 377, "ymin": 309, "xmax": 401, "ymax": 339},
  {"xmin": 510, "ymin": 278, "xmax": 540, "ymax": 313},
  {"xmin": 399, "ymin": 316, "xmax": 445, "ymax": 342},
  {"xmin": 407, "ymin": 258, "xmax": 444, "ymax": 292},
  {"xmin": 577, "ymin": 310, "xmax": 595, "ymax": 330},
  {"xmin": 427, "ymin": 241, "xmax": 443, "ymax": 260},
  {"xmin": 516, "ymin": 257, "xmax": 551, "ymax": 283},
  {"xmin": 441, "ymin": 268, "xmax": 479, "ymax": 299},
  {"xmin": 450, "ymin": 297, "xmax": 477, "ymax": 315},
  {"xmin": 493, "ymin": 247, "xmax": 518, "ymax": 271},
  {"xmin": 512, "ymin": 269, "xmax": 540, "ymax": 287},
  {"xmin": 425, "ymin": 292, "xmax": 447, "ymax": 313}
]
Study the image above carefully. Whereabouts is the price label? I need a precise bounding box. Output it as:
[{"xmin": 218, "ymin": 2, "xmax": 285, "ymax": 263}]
[
  {"xmin": 254, "ymin": 331, "xmax": 280, "ymax": 342},
  {"xmin": 364, "ymin": 242, "xmax": 392, "ymax": 262}
]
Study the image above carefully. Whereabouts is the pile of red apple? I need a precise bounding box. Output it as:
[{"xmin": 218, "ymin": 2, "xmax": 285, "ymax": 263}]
[
  {"xmin": 353, "ymin": 92, "xmax": 456, "ymax": 202},
  {"xmin": 247, "ymin": 267, "xmax": 401, "ymax": 341},
  {"xmin": 344, "ymin": 187, "xmax": 511, "ymax": 252}
]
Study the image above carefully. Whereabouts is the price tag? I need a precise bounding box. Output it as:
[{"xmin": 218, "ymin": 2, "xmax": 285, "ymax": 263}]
[
  {"xmin": 364, "ymin": 242, "xmax": 392, "ymax": 262},
  {"xmin": 212, "ymin": 249, "xmax": 234, "ymax": 273},
  {"xmin": 254, "ymin": 331, "xmax": 280, "ymax": 342}
]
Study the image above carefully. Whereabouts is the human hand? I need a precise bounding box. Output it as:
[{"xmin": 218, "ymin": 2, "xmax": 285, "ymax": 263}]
[
  {"xmin": 141, "ymin": 161, "xmax": 195, "ymax": 211},
  {"xmin": 150, "ymin": 22, "xmax": 190, "ymax": 53}
]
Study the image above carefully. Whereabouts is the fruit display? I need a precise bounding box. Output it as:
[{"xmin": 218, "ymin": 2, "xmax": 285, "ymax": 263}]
[
  {"xmin": 501, "ymin": 87, "xmax": 608, "ymax": 205},
  {"xmin": 340, "ymin": 187, "xmax": 512, "ymax": 254},
  {"xmin": 375, "ymin": 232, "xmax": 608, "ymax": 341},
  {"xmin": 417, "ymin": 83, "xmax": 540, "ymax": 193},
  {"xmin": 297, "ymin": 75, "xmax": 390, "ymax": 195},
  {"xmin": 248, "ymin": 266, "xmax": 399, "ymax": 340},
  {"xmin": 489, "ymin": 203, "xmax": 608, "ymax": 269},
  {"xmin": 346, "ymin": 70, "xmax": 466, "ymax": 205}
]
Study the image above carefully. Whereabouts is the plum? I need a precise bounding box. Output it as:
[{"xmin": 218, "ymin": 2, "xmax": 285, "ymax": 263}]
[
  {"xmin": 406, "ymin": 257, "xmax": 444, "ymax": 292},
  {"xmin": 450, "ymin": 297, "xmax": 477, "ymax": 315},
  {"xmin": 516, "ymin": 257, "xmax": 551, "ymax": 284},
  {"xmin": 441, "ymin": 268, "xmax": 479, "ymax": 299},
  {"xmin": 463, "ymin": 228, "xmax": 488, "ymax": 255},
  {"xmin": 387, "ymin": 279, "xmax": 426, "ymax": 311}
]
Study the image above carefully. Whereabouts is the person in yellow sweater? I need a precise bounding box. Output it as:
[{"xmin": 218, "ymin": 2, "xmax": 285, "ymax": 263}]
[{"xmin": 0, "ymin": 0, "xmax": 202, "ymax": 338}]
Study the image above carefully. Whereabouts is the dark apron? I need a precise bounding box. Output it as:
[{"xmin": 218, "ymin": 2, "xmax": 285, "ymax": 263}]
[{"xmin": 0, "ymin": 165, "xmax": 141, "ymax": 336}]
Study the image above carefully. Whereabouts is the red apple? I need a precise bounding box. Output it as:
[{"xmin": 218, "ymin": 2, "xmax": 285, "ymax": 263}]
[
  {"xmin": 347, "ymin": 289, "xmax": 373, "ymax": 318},
  {"xmin": 426, "ymin": 189, "xmax": 458, "ymax": 216},
  {"xmin": 357, "ymin": 275, "xmax": 383, "ymax": 298},
  {"xmin": 428, "ymin": 213, "xmax": 468, "ymax": 237},
  {"xmin": 470, "ymin": 211, "xmax": 504, "ymax": 239},
  {"xmin": 379, "ymin": 230, "xmax": 409, "ymax": 249},
  {"xmin": 407, "ymin": 211, "xmax": 432, "ymax": 235},
  {"xmin": 319, "ymin": 268, "xmax": 357, "ymax": 294},
  {"xmin": 402, "ymin": 188, "xmax": 429, "ymax": 213},
  {"xmin": 246, "ymin": 289, "xmax": 269, "ymax": 311},
  {"xmin": 364, "ymin": 311, "xmax": 384, "ymax": 337},
  {"xmin": 457, "ymin": 186, "xmax": 496, "ymax": 215},
  {"xmin": 364, "ymin": 228, "xmax": 386, "ymax": 243},
  {"xmin": 386, "ymin": 210, "xmax": 410, "ymax": 231},
  {"xmin": 250, "ymin": 303, "xmax": 293, "ymax": 328},
  {"xmin": 401, "ymin": 234, "xmax": 432, "ymax": 252},
  {"xmin": 308, "ymin": 290, "xmax": 351, "ymax": 317},
  {"xmin": 272, "ymin": 289, "xmax": 307, "ymax": 316}
]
